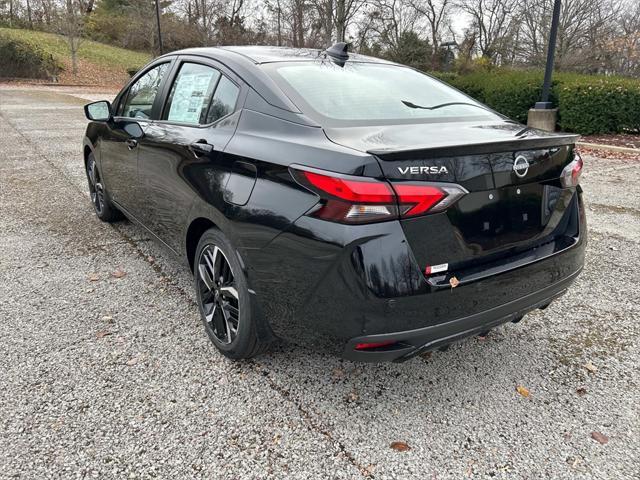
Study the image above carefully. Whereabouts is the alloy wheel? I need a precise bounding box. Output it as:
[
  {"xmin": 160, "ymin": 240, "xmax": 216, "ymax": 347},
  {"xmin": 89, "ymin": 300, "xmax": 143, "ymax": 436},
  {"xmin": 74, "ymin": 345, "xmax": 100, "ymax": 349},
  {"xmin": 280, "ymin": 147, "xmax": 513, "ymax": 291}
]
[
  {"xmin": 197, "ymin": 245, "xmax": 240, "ymax": 344},
  {"xmin": 87, "ymin": 159, "xmax": 105, "ymax": 215}
]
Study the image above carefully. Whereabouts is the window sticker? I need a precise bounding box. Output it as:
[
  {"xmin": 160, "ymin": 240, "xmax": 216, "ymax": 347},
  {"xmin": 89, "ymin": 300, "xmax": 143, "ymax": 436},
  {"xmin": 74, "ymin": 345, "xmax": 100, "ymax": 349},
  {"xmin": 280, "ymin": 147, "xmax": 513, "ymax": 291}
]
[{"xmin": 168, "ymin": 70, "xmax": 217, "ymax": 124}]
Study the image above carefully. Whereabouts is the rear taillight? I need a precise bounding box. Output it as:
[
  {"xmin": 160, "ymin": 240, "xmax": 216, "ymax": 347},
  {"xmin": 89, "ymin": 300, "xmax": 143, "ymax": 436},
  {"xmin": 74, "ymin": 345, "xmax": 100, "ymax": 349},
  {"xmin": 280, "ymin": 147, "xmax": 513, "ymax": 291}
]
[
  {"xmin": 291, "ymin": 167, "xmax": 467, "ymax": 224},
  {"xmin": 294, "ymin": 169, "xmax": 398, "ymax": 223},
  {"xmin": 560, "ymin": 151, "xmax": 583, "ymax": 188}
]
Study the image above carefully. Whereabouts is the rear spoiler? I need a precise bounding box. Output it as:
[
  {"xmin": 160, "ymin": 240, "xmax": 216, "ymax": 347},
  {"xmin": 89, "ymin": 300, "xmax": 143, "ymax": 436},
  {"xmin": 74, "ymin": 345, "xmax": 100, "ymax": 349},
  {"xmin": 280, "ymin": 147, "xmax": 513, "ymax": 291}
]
[{"xmin": 368, "ymin": 133, "xmax": 580, "ymax": 160}]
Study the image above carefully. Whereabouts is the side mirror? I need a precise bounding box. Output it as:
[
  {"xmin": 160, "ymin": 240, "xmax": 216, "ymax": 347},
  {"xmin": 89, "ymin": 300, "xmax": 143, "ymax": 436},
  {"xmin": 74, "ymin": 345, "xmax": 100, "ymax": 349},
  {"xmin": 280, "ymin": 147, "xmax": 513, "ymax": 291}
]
[{"xmin": 84, "ymin": 101, "xmax": 112, "ymax": 122}]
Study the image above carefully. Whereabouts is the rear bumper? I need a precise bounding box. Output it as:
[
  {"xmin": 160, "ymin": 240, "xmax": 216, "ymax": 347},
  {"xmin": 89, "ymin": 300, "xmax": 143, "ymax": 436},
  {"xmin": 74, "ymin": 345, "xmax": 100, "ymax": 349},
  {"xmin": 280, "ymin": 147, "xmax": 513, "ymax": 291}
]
[
  {"xmin": 343, "ymin": 266, "xmax": 580, "ymax": 362},
  {"xmin": 246, "ymin": 189, "xmax": 586, "ymax": 360}
]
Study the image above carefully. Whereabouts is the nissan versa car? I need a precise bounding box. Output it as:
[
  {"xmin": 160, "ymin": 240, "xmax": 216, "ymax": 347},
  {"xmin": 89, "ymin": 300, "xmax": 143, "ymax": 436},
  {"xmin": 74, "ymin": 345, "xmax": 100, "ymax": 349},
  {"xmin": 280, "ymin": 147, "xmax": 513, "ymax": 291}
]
[{"xmin": 82, "ymin": 43, "xmax": 586, "ymax": 362}]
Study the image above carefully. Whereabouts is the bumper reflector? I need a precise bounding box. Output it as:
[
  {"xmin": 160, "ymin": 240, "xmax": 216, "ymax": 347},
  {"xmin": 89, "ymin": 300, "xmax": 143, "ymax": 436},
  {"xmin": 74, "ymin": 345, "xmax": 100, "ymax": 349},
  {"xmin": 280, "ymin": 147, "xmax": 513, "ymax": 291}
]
[{"xmin": 354, "ymin": 341, "xmax": 397, "ymax": 350}]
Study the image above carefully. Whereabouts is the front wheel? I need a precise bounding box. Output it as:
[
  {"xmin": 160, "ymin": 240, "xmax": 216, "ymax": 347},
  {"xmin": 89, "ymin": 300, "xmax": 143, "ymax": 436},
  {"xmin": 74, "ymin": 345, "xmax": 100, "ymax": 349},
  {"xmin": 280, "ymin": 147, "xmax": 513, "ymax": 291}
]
[
  {"xmin": 86, "ymin": 153, "xmax": 122, "ymax": 222},
  {"xmin": 194, "ymin": 228, "xmax": 269, "ymax": 359}
]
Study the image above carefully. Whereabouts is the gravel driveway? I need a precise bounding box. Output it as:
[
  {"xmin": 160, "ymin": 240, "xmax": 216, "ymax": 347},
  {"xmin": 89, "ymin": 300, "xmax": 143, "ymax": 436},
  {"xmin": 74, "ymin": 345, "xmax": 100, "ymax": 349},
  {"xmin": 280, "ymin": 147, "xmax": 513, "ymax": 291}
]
[{"xmin": 0, "ymin": 85, "xmax": 638, "ymax": 479}]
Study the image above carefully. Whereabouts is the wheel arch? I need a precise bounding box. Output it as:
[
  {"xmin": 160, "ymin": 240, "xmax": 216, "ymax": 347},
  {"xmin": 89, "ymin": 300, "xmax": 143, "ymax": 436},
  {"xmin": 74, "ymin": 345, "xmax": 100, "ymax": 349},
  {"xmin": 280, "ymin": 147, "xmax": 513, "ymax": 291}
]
[
  {"xmin": 185, "ymin": 217, "xmax": 220, "ymax": 273},
  {"xmin": 82, "ymin": 139, "xmax": 95, "ymax": 169}
]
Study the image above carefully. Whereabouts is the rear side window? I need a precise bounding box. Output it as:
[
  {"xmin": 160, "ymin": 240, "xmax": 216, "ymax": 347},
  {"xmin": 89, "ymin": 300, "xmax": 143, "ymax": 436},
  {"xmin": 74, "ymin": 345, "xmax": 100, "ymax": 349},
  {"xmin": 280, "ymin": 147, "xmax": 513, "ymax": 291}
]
[
  {"xmin": 121, "ymin": 63, "xmax": 169, "ymax": 119},
  {"xmin": 206, "ymin": 76, "xmax": 240, "ymax": 124},
  {"xmin": 164, "ymin": 63, "xmax": 221, "ymax": 125}
]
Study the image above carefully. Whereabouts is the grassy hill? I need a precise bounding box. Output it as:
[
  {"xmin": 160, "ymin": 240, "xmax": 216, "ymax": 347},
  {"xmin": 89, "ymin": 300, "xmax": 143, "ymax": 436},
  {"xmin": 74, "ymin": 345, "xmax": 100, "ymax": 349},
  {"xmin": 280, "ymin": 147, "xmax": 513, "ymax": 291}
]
[{"xmin": 0, "ymin": 28, "xmax": 151, "ymax": 87}]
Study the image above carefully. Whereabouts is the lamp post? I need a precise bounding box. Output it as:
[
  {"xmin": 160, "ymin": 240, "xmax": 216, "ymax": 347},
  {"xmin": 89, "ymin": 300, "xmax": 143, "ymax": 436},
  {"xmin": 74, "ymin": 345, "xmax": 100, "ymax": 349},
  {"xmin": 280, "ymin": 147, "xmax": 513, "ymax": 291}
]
[
  {"xmin": 536, "ymin": 0, "xmax": 562, "ymax": 109},
  {"xmin": 155, "ymin": 0, "xmax": 164, "ymax": 55},
  {"xmin": 528, "ymin": 0, "xmax": 561, "ymax": 130},
  {"xmin": 440, "ymin": 41, "xmax": 458, "ymax": 71}
]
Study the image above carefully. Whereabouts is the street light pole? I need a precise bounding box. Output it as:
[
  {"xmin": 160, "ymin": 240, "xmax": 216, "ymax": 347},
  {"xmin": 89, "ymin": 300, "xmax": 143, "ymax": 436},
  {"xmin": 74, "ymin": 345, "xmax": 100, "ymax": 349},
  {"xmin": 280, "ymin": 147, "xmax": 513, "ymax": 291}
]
[
  {"xmin": 536, "ymin": 0, "xmax": 561, "ymax": 109},
  {"xmin": 154, "ymin": 0, "xmax": 164, "ymax": 55}
]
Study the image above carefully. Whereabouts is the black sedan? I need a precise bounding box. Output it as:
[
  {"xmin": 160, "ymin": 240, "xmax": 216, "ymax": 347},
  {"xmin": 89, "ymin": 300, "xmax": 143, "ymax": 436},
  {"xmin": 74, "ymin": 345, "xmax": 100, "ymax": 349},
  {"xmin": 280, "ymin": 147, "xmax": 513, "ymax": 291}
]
[{"xmin": 82, "ymin": 43, "xmax": 586, "ymax": 362}]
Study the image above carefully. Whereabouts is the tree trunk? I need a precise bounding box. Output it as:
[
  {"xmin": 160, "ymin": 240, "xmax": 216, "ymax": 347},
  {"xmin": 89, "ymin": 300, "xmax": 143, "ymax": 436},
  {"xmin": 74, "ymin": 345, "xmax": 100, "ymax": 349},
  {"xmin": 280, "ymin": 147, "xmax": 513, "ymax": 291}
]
[
  {"xmin": 276, "ymin": 0, "xmax": 282, "ymax": 46},
  {"xmin": 323, "ymin": 0, "xmax": 334, "ymax": 46},
  {"xmin": 295, "ymin": 0, "xmax": 304, "ymax": 47},
  {"xmin": 201, "ymin": 0, "xmax": 208, "ymax": 34},
  {"xmin": 26, "ymin": 0, "xmax": 33, "ymax": 28},
  {"xmin": 70, "ymin": 39, "xmax": 79, "ymax": 76},
  {"xmin": 43, "ymin": 0, "xmax": 52, "ymax": 25},
  {"xmin": 336, "ymin": 0, "xmax": 346, "ymax": 42},
  {"xmin": 431, "ymin": 29, "xmax": 439, "ymax": 69}
]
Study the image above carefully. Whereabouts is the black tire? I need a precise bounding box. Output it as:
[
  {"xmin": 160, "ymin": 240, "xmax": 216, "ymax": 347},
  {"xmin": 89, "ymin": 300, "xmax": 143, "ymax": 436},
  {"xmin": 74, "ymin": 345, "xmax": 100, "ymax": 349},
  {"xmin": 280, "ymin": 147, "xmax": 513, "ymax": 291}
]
[
  {"xmin": 194, "ymin": 228, "xmax": 269, "ymax": 359},
  {"xmin": 86, "ymin": 153, "xmax": 123, "ymax": 222}
]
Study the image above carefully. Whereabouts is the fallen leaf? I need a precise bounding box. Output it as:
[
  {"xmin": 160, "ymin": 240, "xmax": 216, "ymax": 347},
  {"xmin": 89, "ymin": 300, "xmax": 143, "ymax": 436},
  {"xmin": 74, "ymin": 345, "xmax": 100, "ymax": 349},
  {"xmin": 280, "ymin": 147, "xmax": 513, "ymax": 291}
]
[
  {"xmin": 345, "ymin": 390, "xmax": 359, "ymax": 403},
  {"xmin": 591, "ymin": 431, "xmax": 609, "ymax": 444},
  {"xmin": 362, "ymin": 465, "xmax": 376, "ymax": 476},
  {"xmin": 86, "ymin": 288, "xmax": 94, "ymax": 293},
  {"xmin": 576, "ymin": 387, "xmax": 587, "ymax": 396},
  {"xmin": 420, "ymin": 351, "xmax": 432, "ymax": 360},
  {"xmin": 111, "ymin": 268, "xmax": 126, "ymax": 279},
  {"xmin": 101, "ymin": 315, "xmax": 113, "ymax": 322},
  {"xmin": 332, "ymin": 367, "xmax": 345, "ymax": 380},
  {"xmin": 147, "ymin": 256, "xmax": 155, "ymax": 263},
  {"xmin": 126, "ymin": 357, "xmax": 138, "ymax": 366},
  {"xmin": 390, "ymin": 441, "xmax": 410, "ymax": 452},
  {"xmin": 566, "ymin": 456, "xmax": 581, "ymax": 468},
  {"xmin": 516, "ymin": 385, "xmax": 530, "ymax": 397},
  {"xmin": 583, "ymin": 362, "xmax": 598, "ymax": 374},
  {"xmin": 88, "ymin": 273, "xmax": 100, "ymax": 282},
  {"xmin": 449, "ymin": 276, "xmax": 460, "ymax": 288},
  {"xmin": 96, "ymin": 330, "xmax": 111, "ymax": 338}
]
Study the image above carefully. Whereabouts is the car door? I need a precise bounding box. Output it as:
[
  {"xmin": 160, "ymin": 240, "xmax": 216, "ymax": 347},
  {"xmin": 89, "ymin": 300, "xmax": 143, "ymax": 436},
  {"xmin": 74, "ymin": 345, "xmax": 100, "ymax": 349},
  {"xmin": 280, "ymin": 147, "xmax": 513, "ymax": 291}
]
[
  {"xmin": 100, "ymin": 60, "xmax": 172, "ymax": 215},
  {"xmin": 136, "ymin": 56, "xmax": 244, "ymax": 252}
]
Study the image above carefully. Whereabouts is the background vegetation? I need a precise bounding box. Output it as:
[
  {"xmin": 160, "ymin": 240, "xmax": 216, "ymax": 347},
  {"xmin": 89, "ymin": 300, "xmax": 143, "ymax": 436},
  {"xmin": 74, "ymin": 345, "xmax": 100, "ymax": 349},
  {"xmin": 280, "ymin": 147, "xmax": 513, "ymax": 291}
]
[
  {"xmin": 432, "ymin": 69, "xmax": 640, "ymax": 134},
  {"xmin": 0, "ymin": 0, "xmax": 639, "ymax": 135},
  {"xmin": 0, "ymin": 27, "xmax": 150, "ymax": 83}
]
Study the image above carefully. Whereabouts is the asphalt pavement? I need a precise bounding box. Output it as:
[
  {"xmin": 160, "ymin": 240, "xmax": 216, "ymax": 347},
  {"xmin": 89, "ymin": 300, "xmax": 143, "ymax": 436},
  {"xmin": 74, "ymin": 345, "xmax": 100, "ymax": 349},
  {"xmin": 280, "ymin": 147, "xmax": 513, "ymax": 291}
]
[{"xmin": 0, "ymin": 85, "xmax": 638, "ymax": 479}]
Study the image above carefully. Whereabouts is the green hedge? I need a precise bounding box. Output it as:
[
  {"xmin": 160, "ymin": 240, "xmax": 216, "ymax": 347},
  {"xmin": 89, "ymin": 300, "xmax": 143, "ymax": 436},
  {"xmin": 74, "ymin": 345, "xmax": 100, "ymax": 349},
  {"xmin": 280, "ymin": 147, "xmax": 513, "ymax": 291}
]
[
  {"xmin": 0, "ymin": 32, "xmax": 63, "ymax": 79},
  {"xmin": 557, "ymin": 76, "xmax": 640, "ymax": 134},
  {"xmin": 430, "ymin": 69, "xmax": 640, "ymax": 135}
]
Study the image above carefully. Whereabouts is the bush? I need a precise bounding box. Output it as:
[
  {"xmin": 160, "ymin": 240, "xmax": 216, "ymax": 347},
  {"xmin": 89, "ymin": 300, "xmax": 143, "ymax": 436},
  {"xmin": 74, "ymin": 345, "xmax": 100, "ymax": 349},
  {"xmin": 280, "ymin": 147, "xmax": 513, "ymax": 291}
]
[
  {"xmin": 0, "ymin": 32, "xmax": 63, "ymax": 79},
  {"xmin": 430, "ymin": 68, "xmax": 640, "ymax": 135},
  {"xmin": 557, "ymin": 76, "xmax": 640, "ymax": 134},
  {"xmin": 445, "ymin": 70, "xmax": 556, "ymax": 124}
]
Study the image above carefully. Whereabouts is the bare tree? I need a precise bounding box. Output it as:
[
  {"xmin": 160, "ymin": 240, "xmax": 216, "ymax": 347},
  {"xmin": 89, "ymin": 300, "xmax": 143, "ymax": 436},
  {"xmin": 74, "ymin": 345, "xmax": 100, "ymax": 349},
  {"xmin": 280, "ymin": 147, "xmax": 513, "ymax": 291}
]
[
  {"xmin": 365, "ymin": 0, "xmax": 422, "ymax": 55},
  {"xmin": 312, "ymin": 0, "xmax": 334, "ymax": 45},
  {"xmin": 456, "ymin": 0, "xmax": 519, "ymax": 62},
  {"xmin": 334, "ymin": 0, "xmax": 366, "ymax": 42},
  {"xmin": 55, "ymin": 0, "xmax": 86, "ymax": 76},
  {"xmin": 409, "ymin": 0, "xmax": 452, "ymax": 68},
  {"xmin": 515, "ymin": 0, "xmax": 623, "ymax": 71}
]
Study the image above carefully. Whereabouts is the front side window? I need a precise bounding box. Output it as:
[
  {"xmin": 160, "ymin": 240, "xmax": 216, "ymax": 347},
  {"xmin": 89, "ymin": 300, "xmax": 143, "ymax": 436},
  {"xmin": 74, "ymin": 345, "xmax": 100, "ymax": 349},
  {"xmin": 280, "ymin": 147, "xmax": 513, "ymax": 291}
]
[
  {"xmin": 265, "ymin": 62, "xmax": 501, "ymax": 126},
  {"xmin": 121, "ymin": 63, "xmax": 169, "ymax": 119},
  {"xmin": 164, "ymin": 63, "xmax": 221, "ymax": 125}
]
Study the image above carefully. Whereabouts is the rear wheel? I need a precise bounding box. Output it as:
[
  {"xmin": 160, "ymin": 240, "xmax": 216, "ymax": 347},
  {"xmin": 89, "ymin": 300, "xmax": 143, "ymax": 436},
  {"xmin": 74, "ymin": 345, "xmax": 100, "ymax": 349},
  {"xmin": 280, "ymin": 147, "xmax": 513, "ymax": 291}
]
[
  {"xmin": 86, "ymin": 153, "xmax": 122, "ymax": 222},
  {"xmin": 194, "ymin": 228, "xmax": 269, "ymax": 359}
]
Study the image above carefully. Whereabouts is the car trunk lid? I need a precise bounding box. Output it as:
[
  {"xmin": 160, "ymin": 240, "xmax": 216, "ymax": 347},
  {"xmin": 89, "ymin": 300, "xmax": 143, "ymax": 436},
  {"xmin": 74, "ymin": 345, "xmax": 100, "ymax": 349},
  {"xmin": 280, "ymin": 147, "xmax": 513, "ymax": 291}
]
[{"xmin": 324, "ymin": 121, "xmax": 580, "ymax": 271}]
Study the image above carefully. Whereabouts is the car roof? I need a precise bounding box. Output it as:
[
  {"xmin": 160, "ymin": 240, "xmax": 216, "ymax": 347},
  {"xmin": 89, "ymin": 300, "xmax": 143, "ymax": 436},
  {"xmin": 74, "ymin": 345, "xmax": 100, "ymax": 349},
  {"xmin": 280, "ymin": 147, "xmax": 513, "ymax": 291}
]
[
  {"xmin": 169, "ymin": 46, "xmax": 396, "ymax": 65},
  {"xmin": 157, "ymin": 46, "xmax": 398, "ymax": 114}
]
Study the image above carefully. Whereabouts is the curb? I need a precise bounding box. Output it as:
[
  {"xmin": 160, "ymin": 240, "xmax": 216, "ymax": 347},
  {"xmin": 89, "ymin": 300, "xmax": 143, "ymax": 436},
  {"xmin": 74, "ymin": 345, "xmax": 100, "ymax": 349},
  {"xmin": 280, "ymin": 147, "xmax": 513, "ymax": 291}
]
[{"xmin": 577, "ymin": 142, "xmax": 640, "ymax": 154}]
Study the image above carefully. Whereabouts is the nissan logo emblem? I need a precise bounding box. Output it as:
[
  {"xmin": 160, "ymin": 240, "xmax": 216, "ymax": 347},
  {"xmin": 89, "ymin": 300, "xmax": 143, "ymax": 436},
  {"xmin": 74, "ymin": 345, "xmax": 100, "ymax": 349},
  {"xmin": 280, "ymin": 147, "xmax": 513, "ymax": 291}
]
[{"xmin": 513, "ymin": 156, "xmax": 530, "ymax": 178}]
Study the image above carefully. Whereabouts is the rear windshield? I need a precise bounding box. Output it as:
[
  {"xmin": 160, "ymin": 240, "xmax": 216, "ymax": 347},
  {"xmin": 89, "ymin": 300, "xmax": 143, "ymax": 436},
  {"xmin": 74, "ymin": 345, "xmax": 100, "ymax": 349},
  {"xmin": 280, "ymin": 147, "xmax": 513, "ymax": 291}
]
[{"xmin": 264, "ymin": 61, "xmax": 501, "ymax": 126}]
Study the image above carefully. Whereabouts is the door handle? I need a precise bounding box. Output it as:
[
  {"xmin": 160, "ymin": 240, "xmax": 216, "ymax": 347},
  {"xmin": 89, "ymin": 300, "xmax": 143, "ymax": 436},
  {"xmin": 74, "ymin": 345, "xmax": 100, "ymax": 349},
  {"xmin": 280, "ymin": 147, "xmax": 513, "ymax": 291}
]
[
  {"xmin": 126, "ymin": 138, "xmax": 138, "ymax": 150},
  {"xmin": 189, "ymin": 140, "xmax": 214, "ymax": 157}
]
